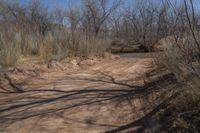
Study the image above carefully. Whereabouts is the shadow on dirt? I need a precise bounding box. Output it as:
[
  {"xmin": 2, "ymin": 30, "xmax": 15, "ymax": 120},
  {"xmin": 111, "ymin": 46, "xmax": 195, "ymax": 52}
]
[{"xmin": 0, "ymin": 71, "xmax": 176, "ymax": 132}]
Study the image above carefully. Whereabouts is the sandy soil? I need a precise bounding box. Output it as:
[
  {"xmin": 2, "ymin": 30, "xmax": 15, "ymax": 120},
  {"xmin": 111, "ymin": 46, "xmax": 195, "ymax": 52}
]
[{"xmin": 0, "ymin": 54, "xmax": 169, "ymax": 133}]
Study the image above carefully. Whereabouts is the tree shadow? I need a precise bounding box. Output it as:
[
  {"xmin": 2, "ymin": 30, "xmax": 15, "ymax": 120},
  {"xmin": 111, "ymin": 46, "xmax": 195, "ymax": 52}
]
[
  {"xmin": 0, "ymin": 71, "xmax": 176, "ymax": 132},
  {"xmin": 104, "ymin": 95, "xmax": 176, "ymax": 133}
]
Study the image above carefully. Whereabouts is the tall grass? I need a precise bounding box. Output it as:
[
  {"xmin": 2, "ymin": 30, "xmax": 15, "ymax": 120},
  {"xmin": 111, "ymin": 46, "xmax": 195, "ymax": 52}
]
[
  {"xmin": 0, "ymin": 25, "xmax": 108, "ymax": 66},
  {"xmin": 0, "ymin": 26, "xmax": 21, "ymax": 67}
]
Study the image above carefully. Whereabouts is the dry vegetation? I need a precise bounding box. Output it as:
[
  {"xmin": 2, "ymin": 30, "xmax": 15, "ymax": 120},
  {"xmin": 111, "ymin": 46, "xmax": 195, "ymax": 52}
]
[
  {"xmin": 0, "ymin": 0, "xmax": 200, "ymax": 132},
  {"xmin": 153, "ymin": 0, "xmax": 200, "ymax": 132},
  {"xmin": 0, "ymin": 0, "xmax": 122, "ymax": 67}
]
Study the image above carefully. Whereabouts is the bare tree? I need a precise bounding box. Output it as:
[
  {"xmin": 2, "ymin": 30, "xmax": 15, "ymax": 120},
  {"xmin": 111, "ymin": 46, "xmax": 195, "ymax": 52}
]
[
  {"xmin": 183, "ymin": 0, "xmax": 200, "ymax": 52},
  {"xmin": 81, "ymin": 0, "xmax": 122, "ymax": 36},
  {"xmin": 116, "ymin": 1, "xmax": 169, "ymax": 51},
  {"xmin": 27, "ymin": 0, "xmax": 50, "ymax": 36},
  {"xmin": 66, "ymin": 6, "xmax": 82, "ymax": 54}
]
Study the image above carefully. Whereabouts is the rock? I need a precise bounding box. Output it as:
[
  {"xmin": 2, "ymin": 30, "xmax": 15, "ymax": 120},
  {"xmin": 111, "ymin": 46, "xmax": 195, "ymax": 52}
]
[
  {"xmin": 70, "ymin": 59, "xmax": 78, "ymax": 66},
  {"xmin": 69, "ymin": 59, "xmax": 79, "ymax": 69}
]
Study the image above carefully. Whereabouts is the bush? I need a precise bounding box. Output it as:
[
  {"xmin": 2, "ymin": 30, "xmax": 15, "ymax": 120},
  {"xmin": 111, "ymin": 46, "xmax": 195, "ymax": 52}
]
[
  {"xmin": 156, "ymin": 33, "xmax": 200, "ymax": 132},
  {"xmin": 157, "ymin": 35, "xmax": 200, "ymax": 82}
]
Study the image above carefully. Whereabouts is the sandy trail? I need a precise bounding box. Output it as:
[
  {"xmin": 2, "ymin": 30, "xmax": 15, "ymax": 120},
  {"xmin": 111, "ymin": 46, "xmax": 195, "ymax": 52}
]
[{"xmin": 0, "ymin": 54, "xmax": 163, "ymax": 133}]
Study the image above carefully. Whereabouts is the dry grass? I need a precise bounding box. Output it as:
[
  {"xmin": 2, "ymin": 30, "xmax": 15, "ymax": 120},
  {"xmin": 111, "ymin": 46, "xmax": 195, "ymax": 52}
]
[
  {"xmin": 0, "ymin": 27, "xmax": 109, "ymax": 66},
  {"xmin": 0, "ymin": 28, "xmax": 21, "ymax": 67},
  {"xmin": 156, "ymin": 33, "xmax": 200, "ymax": 132},
  {"xmin": 77, "ymin": 36, "xmax": 109, "ymax": 57},
  {"xmin": 0, "ymin": 45, "xmax": 21, "ymax": 67}
]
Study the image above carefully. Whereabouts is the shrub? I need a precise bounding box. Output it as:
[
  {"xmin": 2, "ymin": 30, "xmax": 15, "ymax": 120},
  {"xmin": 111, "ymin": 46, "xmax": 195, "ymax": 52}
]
[{"xmin": 156, "ymin": 33, "xmax": 200, "ymax": 132}]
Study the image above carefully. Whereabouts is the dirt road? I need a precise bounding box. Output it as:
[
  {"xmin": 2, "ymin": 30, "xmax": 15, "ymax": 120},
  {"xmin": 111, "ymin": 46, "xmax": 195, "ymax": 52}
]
[{"xmin": 0, "ymin": 53, "xmax": 170, "ymax": 133}]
